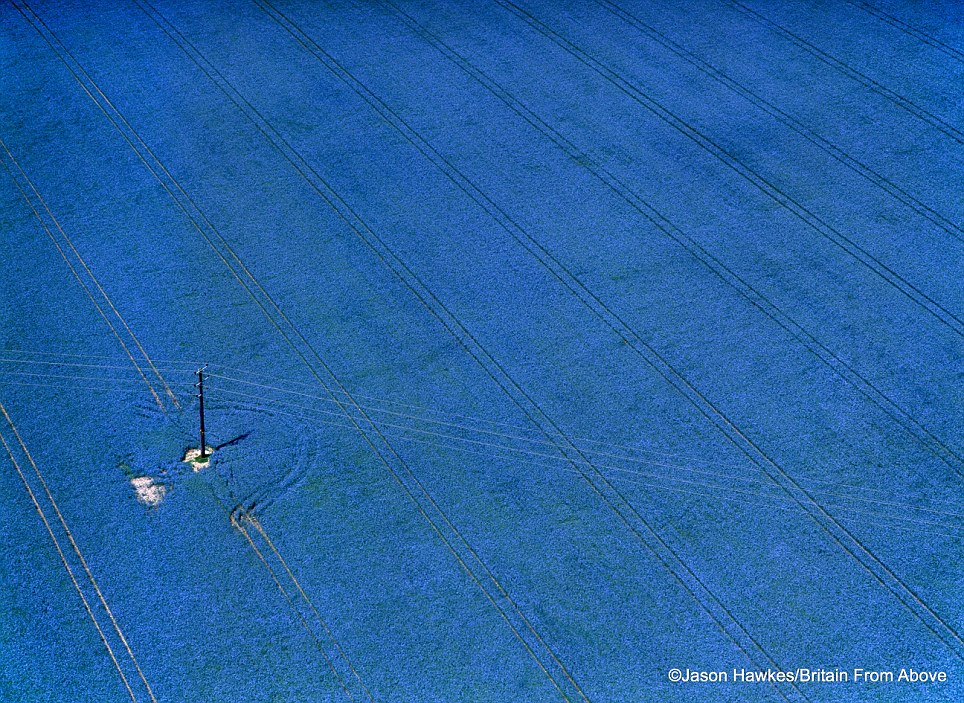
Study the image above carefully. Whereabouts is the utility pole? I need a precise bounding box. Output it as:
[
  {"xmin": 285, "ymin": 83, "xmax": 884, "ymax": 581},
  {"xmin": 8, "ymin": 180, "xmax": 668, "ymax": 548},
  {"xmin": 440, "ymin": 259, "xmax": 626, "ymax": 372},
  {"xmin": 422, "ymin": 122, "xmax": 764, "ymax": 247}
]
[{"xmin": 197, "ymin": 365, "xmax": 208, "ymax": 458}]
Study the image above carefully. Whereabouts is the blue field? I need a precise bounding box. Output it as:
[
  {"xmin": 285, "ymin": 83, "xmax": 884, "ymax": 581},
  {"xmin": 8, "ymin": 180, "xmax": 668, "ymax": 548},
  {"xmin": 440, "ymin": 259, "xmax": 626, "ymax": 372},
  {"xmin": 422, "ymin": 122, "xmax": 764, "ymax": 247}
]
[{"xmin": 1, "ymin": 0, "xmax": 962, "ymax": 701}]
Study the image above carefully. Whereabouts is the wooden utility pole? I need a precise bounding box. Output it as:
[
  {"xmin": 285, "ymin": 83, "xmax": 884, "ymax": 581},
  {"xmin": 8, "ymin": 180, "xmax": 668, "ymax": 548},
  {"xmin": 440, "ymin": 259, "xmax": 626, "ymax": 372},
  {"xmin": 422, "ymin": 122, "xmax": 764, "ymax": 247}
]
[{"xmin": 197, "ymin": 365, "xmax": 207, "ymax": 458}]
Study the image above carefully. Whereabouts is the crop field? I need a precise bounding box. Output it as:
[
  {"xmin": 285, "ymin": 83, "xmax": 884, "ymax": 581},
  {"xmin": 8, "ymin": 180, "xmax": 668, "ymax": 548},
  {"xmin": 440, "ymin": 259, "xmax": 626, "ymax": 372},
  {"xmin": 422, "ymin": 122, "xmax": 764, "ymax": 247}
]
[{"xmin": 0, "ymin": 0, "xmax": 962, "ymax": 701}]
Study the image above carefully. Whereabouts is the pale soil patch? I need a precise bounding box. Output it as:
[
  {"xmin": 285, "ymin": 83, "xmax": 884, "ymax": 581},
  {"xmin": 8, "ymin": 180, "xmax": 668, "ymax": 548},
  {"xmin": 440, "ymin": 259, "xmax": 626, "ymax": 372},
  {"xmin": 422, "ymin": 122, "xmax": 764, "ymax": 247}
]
[{"xmin": 131, "ymin": 476, "xmax": 166, "ymax": 507}]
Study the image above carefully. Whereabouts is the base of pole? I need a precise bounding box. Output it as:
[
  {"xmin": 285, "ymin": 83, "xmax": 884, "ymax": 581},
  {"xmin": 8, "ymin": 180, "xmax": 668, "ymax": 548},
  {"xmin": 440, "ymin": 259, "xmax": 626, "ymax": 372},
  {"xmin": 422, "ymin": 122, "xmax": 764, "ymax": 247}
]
[{"xmin": 182, "ymin": 446, "xmax": 214, "ymax": 471}]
